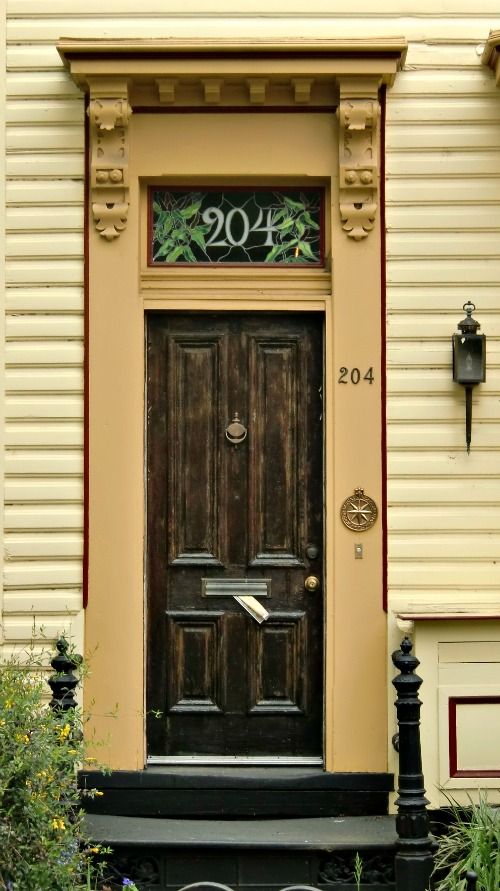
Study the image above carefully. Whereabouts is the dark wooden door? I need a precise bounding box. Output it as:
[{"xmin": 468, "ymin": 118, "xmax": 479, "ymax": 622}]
[{"xmin": 146, "ymin": 312, "xmax": 323, "ymax": 757}]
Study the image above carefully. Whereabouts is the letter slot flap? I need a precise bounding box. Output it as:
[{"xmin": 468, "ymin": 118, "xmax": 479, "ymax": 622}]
[{"xmin": 202, "ymin": 578, "xmax": 271, "ymax": 624}]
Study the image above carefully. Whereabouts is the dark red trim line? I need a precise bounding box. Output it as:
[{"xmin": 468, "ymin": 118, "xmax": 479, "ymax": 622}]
[
  {"xmin": 134, "ymin": 106, "xmax": 337, "ymax": 114},
  {"xmin": 448, "ymin": 696, "xmax": 500, "ymax": 778},
  {"xmin": 380, "ymin": 85, "xmax": 388, "ymax": 613},
  {"xmin": 397, "ymin": 614, "xmax": 500, "ymax": 622},
  {"xmin": 69, "ymin": 51, "xmax": 402, "ymax": 62},
  {"xmin": 83, "ymin": 110, "xmax": 90, "ymax": 609}
]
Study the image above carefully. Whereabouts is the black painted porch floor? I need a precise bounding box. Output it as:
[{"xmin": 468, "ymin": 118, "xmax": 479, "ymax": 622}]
[{"xmin": 85, "ymin": 815, "xmax": 398, "ymax": 890}]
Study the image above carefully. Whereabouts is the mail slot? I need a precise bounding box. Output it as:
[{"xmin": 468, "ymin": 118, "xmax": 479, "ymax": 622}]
[
  {"xmin": 202, "ymin": 578, "xmax": 271, "ymax": 597},
  {"xmin": 202, "ymin": 578, "xmax": 271, "ymax": 623}
]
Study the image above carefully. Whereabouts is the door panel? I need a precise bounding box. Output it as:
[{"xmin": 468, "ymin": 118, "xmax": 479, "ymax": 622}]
[
  {"xmin": 249, "ymin": 612, "xmax": 306, "ymax": 714},
  {"xmin": 147, "ymin": 312, "xmax": 323, "ymax": 757},
  {"xmin": 168, "ymin": 335, "xmax": 226, "ymax": 566},
  {"xmin": 248, "ymin": 336, "xmax": 304, "ymax": 565}
]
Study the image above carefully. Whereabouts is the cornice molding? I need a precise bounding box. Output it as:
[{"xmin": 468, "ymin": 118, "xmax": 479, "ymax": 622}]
[
  {"xmin": 58, "ymin": 36, "xmax": 408, "ymax": 65},
  {"xmin": 58, "ymin": 37, "xmax": 407, "ymax": 242}
]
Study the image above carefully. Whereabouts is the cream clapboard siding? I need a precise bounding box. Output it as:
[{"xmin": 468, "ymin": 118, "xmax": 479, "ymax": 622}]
[
  {"xmin": 4, "ymin": 3, "xmax": 500, "ymax": 661},
  {"xmin": 1, "ymin": 4, "xmax": 6, "ymax": 654},
  {"xmin": 385, "ymin": 45, "xmax": 500, "ymax": 615},
  {"xmin": 4, "ymin": 3, "xmax": 85, "ymax": 658}
]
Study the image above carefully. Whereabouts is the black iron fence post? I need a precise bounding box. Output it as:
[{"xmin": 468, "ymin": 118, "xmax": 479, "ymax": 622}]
[
  {"xmin": 48, "ymin": 637, "xmax": 80, "ymax": 712},
  {"xmin": 465, "ymin": 871, "xmax": 478, "ymax": 891},
  {"xmin": 392, "ymin": 636, "xmax": 434, "ymax": 891}
]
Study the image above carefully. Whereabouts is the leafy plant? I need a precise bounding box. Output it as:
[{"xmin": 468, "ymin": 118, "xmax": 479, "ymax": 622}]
[
  {"xmin": 152, "ymin": 192, "xmax": 211, "ymax": 262},
  {"xmin": 353, "ymin": 852, "xmax": 363, "ymax": 891},
  {"xmin": 433, "ymin": 791, "xmax": 500, "ymax": 891},
  {"xmin": 0, "ymin": 649, "xmax": 108, "ymax": 890},
  {"xmin": 265, "ymin": 193, "xmax": 320, "ymax": 264}
]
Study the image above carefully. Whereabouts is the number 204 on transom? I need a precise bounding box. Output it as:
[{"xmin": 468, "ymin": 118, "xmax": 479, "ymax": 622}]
[{"xmin": 337, "ymin": 367, "xmax": 375, "ymax": 385}]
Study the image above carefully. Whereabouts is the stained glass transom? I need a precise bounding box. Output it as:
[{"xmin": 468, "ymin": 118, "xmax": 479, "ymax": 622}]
[{"xmin": 149, "ymin": 187, "xmax": 324, "ymax": 266}]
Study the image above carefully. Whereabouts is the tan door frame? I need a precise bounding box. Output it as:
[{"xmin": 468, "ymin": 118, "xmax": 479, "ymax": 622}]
[{"xmin": 58, "ymin": 38, "xmax": 407, "ymax": 771}]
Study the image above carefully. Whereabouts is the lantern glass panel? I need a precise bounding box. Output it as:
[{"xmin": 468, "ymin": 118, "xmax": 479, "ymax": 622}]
[{"xmin": 452, "ymin": 334, "xmax": 486, "ymax": 385}]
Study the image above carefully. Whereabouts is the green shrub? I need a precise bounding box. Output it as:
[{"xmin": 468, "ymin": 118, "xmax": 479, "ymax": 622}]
[
  {"xmin": 433, "ymin": 792, "xmax": 500, "ymax": 891},
  {"xmin": 0, "ymin": 654, "xmax": 103, "ymax": 890}
]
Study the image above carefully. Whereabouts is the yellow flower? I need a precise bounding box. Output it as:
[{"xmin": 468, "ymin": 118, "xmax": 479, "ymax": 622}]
[
  {"xmin": 51, "ymin": 817, "xmax": 65, "ymax": 831},
  {"xmin": 94, "ymin": 790, "xmax": 104, "ymax": 797},
  {"xmin": 4, "ymin": 699, "xmax": 13, "ymax": 709},
  {"xmin": 58, "ymin": 723, "xmax": 71, "ymax": 741},
  {"xmin": 15, "ymin": 732, "xmax": 30, "ymax": 744}
]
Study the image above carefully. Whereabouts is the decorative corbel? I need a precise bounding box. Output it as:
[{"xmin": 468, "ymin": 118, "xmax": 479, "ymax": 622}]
[
  {"xmin": 88, "ymin": 84, "xmax": 132, "ymax": 241},
  {"xmin": 337, "ymin": 82, "xmax": 380, "ymax": 241}
]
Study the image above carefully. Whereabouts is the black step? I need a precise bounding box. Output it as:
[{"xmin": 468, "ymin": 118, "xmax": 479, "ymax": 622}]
[
  {"xmin": 80, "ymin": 769, "xmax": 394, "ymax": 818},
  {"xmin": 86, "ymin": 814, "xmax": 397, "ymax": 891}
]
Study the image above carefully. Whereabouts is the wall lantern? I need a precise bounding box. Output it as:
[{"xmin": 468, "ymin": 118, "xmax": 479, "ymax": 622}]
[{"xmin": 452, "ymin": 302, "xmax": 486, "ymax": 453}]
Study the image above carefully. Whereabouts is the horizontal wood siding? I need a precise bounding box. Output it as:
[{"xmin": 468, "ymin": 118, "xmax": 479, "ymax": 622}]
[
  {"xmin": 4, "ymin": 3, "xmax": 500, "ymax": 659},
  {"xmin": 4, "ymin": 2, "xmax": 85, "ymax": 656},
  {"xmin": 386, "ymin": 41, "xmax": 500, "ymax": 613}
]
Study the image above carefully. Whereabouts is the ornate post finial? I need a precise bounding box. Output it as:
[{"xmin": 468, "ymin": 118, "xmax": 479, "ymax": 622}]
[
  {"xmin": 48, "ymin": 637, "xmax": 81, "ymax": 712},
  {"xmin": 392, "ymin": 636, "xmax": 434, "ymax": 891}
]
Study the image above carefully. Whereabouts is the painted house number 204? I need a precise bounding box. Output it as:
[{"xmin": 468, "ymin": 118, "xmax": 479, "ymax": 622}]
[{"xmin": 338, "ymin": 367, "xmax": 375, "ymax": 385}]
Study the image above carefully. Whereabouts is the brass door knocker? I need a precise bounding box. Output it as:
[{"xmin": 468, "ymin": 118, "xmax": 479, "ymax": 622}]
[{"xmin": 225, "ymin": 413, "xmax": 247, "ymax": 444}]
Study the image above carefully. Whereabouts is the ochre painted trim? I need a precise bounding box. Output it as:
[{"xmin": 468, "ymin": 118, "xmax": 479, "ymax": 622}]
[
  {"xmin": 57, "ymin": 36, "xmax": 408, "ymax": 68},
  {"xmin": 75, "ymin": 47, "xmax": 395, "ymax": 771},
  {"xmin": 380, "ymin": 85, "xmax": 388, "ymax": 613}
]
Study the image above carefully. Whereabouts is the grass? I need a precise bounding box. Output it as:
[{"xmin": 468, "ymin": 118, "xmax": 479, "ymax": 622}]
[{"xmin": 433, "ymin": 792, "xmax": 500, "ymax": 891}]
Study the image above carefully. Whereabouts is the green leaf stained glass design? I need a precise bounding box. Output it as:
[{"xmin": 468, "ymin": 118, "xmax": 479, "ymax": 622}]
[{"xmin": 150, "ymin": 188, "xmax": 323, "ymax": 265}]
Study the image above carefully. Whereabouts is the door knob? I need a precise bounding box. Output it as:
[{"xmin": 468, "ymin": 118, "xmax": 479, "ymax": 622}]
[{"xmin": 304, "ymin": 575, "xmax": 320, "ymax": 592}]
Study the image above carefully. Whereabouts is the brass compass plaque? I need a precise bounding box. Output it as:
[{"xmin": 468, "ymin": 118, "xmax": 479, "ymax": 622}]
[{"xmin": 340, "ymin": 488, "xmax": 378, "ymax": 532}]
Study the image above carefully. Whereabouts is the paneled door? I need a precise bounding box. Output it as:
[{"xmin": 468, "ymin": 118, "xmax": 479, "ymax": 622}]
[{"xmin": 146, "ymin": 312, "xmax": 324, "ymax": 758}]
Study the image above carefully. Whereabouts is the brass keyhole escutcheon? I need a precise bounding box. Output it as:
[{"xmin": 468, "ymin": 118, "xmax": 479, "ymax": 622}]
[{"xmin": 304, "ymin": 575, "xmax": 320, "ymax": 592}]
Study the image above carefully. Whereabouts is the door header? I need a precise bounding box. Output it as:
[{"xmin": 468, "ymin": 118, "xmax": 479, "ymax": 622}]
[{"xmin": 57, "ymin": 36, "xmax": 407, "ymax": 244}]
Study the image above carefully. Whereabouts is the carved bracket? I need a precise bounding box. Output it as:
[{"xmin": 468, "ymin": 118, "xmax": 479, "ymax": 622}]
[
  {"xmin": 337, "ymin": 93, "xmax": 379, "ymax": 241},
  {"xmin": 88, "ymin": 92, "xmax": 132, "ymax": 241}
]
